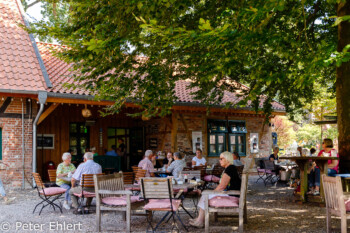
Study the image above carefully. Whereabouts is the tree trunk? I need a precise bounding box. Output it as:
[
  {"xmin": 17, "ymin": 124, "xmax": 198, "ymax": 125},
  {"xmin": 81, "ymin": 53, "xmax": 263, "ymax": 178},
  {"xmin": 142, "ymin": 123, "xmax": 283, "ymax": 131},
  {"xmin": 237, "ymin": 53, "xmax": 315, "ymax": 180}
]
[{"xmin": 337, "ymin": 1, "xmax": 350, "ymax": 173}]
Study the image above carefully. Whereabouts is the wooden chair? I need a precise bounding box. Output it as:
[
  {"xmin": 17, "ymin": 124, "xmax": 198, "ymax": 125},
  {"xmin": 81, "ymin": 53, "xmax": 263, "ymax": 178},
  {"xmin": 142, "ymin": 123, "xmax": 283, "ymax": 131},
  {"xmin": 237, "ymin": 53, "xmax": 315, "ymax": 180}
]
[
  {"xmin": 123, "ymin": 172, "xmax": 134, "ymax": 185},
  {"xmin": 202, "ymin": 158, "xmax": 252, "ymax": 233},
  {"xmin": 72, "ymin": 173, "xmax": 103, "ymax": 213},
  {"xmin": 140, "ymin": 177, "xmax": 188, "ymax": 232},
  {"xmin": 94, "ymin": 173, "xmax": 139, "ymax": 233},
  {"xmin": 48, "ymin": 169, "xmax": 56, "ymax": 182},
  {"xmin": 322, "ymin": 174, "xmax": 350, "ymax": 233},
  {"xmin": 194, "ymin": 165, "xmax": 206, "ymax": 180},
  {"xmin": 236, "ymin": 165, "xmax": 244, "ymax": 178},
  {"xmin": 263, "ymin": 160, "xmax": 279, "ymax": 186},
  {"xmin": 131, "ymin": 166, "xmax": 139, "ymax": 174},
  {"xmin": 204, "ymin": 165, "xmax": 224, "ymax": 189},
  {"xmin": 32, "ymin": 173, "xmax": 66, "ymax": 215},
  {"xmin": 45, "ymin": 169, "xmax": 59, "ymax": 187}
]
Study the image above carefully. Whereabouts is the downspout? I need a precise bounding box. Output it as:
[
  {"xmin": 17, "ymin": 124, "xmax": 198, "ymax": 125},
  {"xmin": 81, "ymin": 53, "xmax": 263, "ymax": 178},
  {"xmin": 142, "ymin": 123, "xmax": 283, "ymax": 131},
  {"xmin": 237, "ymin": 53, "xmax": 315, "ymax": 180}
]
[
  {"xmin": 22, "ymin": 100, "xmax": 25, "ymax": 189},
  {"xmin": 32, "ymin": 92, "xmax": 47, "ymax": 184}
]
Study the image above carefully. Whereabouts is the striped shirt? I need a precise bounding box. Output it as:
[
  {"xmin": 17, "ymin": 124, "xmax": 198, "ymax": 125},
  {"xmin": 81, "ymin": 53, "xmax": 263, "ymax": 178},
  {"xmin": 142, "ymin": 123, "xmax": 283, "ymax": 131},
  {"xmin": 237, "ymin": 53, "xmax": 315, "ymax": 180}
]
[
  {"xmin": 138, "ymin": 158, "xmax": 154, "ymax": 177},
  {"xmin": 167, "ymin": 159, "xmax": 185, "ymax": 178}
]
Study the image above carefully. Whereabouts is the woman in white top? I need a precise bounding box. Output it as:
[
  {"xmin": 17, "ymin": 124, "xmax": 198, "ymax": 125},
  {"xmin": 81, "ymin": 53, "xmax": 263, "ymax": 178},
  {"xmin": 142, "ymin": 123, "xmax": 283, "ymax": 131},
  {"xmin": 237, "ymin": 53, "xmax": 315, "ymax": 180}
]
[{"xmin": 192, "ymin": 149, "xmax": 207, "ymax": 167}]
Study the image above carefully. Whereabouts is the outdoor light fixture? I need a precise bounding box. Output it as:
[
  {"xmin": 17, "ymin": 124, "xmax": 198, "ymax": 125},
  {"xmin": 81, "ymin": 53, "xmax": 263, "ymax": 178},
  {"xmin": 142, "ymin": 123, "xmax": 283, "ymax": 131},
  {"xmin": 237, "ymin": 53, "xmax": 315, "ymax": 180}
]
[{"xmin": 82, "ymin": 104, "xmax": 92, "ymax": 118}]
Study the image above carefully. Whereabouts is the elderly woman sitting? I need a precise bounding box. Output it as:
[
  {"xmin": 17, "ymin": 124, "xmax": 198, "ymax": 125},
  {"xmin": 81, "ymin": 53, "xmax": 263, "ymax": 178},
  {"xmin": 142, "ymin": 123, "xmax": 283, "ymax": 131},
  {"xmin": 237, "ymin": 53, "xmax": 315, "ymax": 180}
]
[
  {"xmin": 189, "ymin": 151, "xmax": 241, "ymax": 228},
  {"xmin": 56, "ymin": 152, "xmax": 76, "ymax": 210}
]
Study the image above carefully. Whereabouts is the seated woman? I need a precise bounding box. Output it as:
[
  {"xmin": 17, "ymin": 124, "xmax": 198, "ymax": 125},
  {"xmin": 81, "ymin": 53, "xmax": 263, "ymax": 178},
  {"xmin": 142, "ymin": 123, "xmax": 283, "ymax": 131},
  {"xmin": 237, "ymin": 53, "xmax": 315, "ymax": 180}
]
[
  {"xmin": 308, "ymin": 138, "xmax": 339, "ymax": 195},
  {"xmin": 269, "ymin": 147, "xmax": 280, "ymax": 162},
  {"xmin": 192, "ymin": 148, "xmax": 207, "ymax": 167},
  {"xmin": 56, "ymin": 152, "xmax": 76, "ymax": 210},
  {"xmin": 163, "ymin": 152, "xmax": 174, "ymax": 168},
  {"xmin": 189, "ymin": 151, "xmax": 241, "ymax": 228},
  {"xmin": 166, "ymin": 152, "xmax": 185, "ymax": 178}
]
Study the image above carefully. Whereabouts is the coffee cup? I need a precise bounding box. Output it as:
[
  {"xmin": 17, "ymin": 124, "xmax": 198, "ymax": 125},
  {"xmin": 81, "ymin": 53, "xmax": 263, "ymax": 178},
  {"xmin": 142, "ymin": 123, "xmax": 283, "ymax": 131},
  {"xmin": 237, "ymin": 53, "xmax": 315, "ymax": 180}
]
[{"xmin": 196, "ymin": 178, "xmax": 201, "ymax": 183}]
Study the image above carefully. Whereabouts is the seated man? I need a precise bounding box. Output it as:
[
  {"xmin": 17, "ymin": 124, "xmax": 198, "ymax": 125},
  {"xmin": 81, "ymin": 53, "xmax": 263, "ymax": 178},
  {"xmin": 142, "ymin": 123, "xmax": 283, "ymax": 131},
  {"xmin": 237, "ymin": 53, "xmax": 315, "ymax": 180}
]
[
  {"xmin": 106, "ymin": 145, "xmax": 118, "ymax": 156},
  {"xmin": 69, "ymin": 152, "xmax": 102, "ymax": 214},
  {"xmin": 167, "ymin": 152, "xmax": 185, "ymax": 178},
  {"xmin": 138, "ymin": 150, "xmax": 155, "ymax": 177}
]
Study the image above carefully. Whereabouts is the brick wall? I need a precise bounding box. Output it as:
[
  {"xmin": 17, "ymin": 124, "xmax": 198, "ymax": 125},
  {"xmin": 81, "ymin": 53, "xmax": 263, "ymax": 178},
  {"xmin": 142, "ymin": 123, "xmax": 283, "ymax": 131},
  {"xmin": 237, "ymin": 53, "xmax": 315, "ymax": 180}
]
[
  {"xmin": 0, "ymin": 98, "xmax": 33, "ymax": 188},
  {"xmin": 144, "ymin": 112, "xmax": 272, "ymax": 161}
]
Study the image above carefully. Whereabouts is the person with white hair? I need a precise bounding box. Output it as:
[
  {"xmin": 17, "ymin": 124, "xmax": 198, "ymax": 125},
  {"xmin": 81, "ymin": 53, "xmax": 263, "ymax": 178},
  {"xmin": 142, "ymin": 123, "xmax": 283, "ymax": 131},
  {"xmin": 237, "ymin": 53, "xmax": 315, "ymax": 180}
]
[
  {"xmin": 189, "ymin": 151, "xmax": 241, "ymax": 228},
  {"xmin": 138, "ymin": 150, "xmax": 155, "ymax": 177},
  {"xmin": 69, "ymin": 152, "xmax": 102, "ymax": 214},
  {"xmin": 56, "ymin": 152, "xmax": 76, "ymax": 210}
]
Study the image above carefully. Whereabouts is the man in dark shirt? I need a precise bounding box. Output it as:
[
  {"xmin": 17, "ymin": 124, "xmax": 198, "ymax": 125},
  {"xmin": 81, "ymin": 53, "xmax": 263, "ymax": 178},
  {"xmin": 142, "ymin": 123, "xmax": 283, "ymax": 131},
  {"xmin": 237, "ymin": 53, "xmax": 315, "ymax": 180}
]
[{"xmin": 269, "ymin": 147, "xmax": 279, "ymax": 162}]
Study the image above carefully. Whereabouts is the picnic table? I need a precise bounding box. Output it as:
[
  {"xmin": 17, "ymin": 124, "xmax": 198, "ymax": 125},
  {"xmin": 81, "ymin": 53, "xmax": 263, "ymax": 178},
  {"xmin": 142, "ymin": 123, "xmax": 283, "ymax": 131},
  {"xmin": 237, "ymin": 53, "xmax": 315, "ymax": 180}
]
[{"xmin": 279, "ymin": 156, "xmax": 339, "ymax": 203}]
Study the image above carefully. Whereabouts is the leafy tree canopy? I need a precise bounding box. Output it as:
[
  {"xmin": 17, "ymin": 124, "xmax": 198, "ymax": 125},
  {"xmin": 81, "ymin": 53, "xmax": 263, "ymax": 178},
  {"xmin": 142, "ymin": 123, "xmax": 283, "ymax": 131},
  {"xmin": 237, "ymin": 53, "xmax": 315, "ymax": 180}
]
[{"xmin": 29, "ymin": 0, "xmax": 339, "ymax": 118}]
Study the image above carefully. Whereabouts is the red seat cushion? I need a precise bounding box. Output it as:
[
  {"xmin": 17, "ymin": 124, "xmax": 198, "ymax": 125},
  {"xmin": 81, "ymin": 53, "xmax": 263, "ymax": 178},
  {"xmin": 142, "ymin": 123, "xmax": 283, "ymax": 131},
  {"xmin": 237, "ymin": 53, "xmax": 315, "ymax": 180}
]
[
  {"xmin": 39, "ymin": 187, "xmax": 66, "ymax": 196},
  {"xmin": 73, "ymin": 191, "xmax": 96, "ymax": 198},
  {"xmin": 102, "ymin": 196, "xmax": 142, "ymax": 206},
  {"xmin": 345, "ymin": 199, "xmax": 350, "ymax": 212},
  {"xmin": 204, "ymin": 175, "xmax": 220, "ymax": 182},
  {"xmin": 209, "ymin": 196, "xmax": 239, "ymax": 208},
  {"xmin": 143, "ymin": 199, "xmax": 181, "ymax": 211}
]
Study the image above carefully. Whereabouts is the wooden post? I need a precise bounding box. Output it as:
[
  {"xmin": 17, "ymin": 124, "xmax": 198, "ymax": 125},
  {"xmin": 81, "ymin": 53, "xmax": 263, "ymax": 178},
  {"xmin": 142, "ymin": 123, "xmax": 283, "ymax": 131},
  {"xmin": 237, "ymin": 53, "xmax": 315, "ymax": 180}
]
[
  {"xmin": 202, "ymin": 115, "xmax": 208, "ymax": 156},
  {"xmin": 179, "ymin": 113, "xmax": 192, "ymax": 148},
  {"xmin": 171, "ymin": 112, "xmax": 178, "ymax": 152}
]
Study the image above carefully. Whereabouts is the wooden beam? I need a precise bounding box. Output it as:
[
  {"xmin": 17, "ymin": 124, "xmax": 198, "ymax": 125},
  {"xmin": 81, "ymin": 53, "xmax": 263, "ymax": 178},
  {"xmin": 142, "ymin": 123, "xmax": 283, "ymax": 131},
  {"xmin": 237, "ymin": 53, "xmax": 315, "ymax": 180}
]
[
  {"xmin": 159, "ymin": 122, "xmax": 168, "ymax": 151},
  {"xmin": 45, "ymin": 97, "xmax": 115, "ymax": 106},
  {"xmin": 38, "ymin": 103, "xmax": 59, "ymax": 125},
  {"xmin": 163, "ymin": 116, "xmax": 173, "ymax": 129},
  {"xmin": 179, "ymin": 113, "xmax": 192, "ymax": 148},
  {"xmin": 171, "ymin": 112, "xmax": 178, "ymax": 152},
  {"xmin": 202, "ymin": 115, "xmax": 208, "ymax": 156}
]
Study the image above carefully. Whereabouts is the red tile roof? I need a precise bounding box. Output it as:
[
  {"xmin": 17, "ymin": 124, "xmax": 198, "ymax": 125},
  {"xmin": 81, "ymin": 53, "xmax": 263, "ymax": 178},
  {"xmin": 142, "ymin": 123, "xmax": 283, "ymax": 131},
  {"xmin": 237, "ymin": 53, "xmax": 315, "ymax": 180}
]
[
  {"xmin": 37, "ymin": 42, "xmax": 285, "ymax": 111},
  {"xmin": 0, "ymin": 0, "xmax": 47, "ymax": 91}
]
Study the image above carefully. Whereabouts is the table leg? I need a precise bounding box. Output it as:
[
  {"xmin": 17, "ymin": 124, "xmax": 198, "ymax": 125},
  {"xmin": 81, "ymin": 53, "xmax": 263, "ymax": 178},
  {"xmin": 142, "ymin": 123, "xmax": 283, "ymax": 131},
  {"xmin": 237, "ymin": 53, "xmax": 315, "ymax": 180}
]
[
  {"xmin": 319, "ymin": 163, "xmax": 328, "ymax": 201},
  {"xmin": 299, "ymin": 162, "xmax": 308, "ymax": 202}
]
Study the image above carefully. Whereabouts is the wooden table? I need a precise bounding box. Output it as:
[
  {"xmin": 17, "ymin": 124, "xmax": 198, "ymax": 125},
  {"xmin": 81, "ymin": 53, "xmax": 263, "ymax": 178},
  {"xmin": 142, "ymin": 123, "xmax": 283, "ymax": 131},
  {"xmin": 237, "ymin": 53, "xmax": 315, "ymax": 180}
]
[{"xmin": 279, "ymin": 156, "xmax": 339, "ymax": 203}]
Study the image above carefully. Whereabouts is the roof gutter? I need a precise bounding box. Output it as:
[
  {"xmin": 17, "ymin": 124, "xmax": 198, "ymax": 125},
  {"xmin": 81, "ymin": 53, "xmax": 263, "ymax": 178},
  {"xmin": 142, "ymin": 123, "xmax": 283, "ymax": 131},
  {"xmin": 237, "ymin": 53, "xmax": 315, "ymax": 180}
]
[{"xmin": 32, "ymin": 92, "xmax": 47, "ymax": 184}]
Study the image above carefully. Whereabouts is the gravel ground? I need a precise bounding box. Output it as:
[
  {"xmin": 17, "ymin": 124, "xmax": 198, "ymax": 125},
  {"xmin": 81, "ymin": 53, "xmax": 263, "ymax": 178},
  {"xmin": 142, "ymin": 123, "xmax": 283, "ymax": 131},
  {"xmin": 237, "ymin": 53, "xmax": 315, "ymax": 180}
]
[{"xmin": 0, "ymin": 176, "xmax": 340, "ymax": 233}]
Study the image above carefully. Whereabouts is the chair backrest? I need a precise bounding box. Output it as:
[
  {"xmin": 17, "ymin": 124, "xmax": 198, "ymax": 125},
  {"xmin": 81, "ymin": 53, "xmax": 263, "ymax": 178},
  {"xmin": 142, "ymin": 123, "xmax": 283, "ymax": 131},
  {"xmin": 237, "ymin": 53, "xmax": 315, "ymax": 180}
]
[
  {"xmin": 322, "ymin": 174, "xmax": 345, "ymax": 215},
  {"xmin": 122, "ymin": 172, "xmax": 134, "ymax": 185},
  {"xmin": 194, "ymin": 165, "xmax": 206, "ymax": 179},
  {"xmin": 32, "ymin": 173, "xmax": 45, "ymax": 189},
  {"xmin": 135, "ymin": 169, "xmax": 146, "ymax": 182},
  {"xmin": 94, "ymin": 173, "xmax": 124, "ymax": 199},
  {"xmin": 236, "ymin": 165, "xmax": 244, "ymax": 177},
  {"xmin": 140, "ymin": 177, "xmax": 173, "ymax": 199},
  {"xmin": 81, "ymin": 173, "xmax": 104, "ymax": 188},
  {"xmin": 181, "ymin": 170, "xmax": 201, "ymax": 180},
  {"xmin": 263, "ymin": 160, "xmax": 275, "ymax": 170},
  {"xmin": 183, "ymin": 167, "xmax": 194, "ymax": 171},
  {"xmin": 48, "ymin": 169, "xmax": 56, "ymax": 182},
  {"xmin": 238, "ymin": 172, "xmax": 249, "ymax": 209},
  {"xmin": 131, "ymin": 166, "xmax": 139, "ymax": 173},
  {"xmin": 212, "ymin": 165, "xmax": 225, "ymax": 177}
]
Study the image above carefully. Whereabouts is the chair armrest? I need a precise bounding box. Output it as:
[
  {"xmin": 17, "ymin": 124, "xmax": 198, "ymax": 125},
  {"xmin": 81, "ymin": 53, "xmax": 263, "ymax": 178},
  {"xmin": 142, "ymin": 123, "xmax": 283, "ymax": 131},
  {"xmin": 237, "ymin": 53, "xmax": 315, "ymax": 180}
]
[
  {"xmin": 343, "ymin": 192, "xmax": 350, "ymax": 200},
  {"xmin": 175, "ymin": 189, "xmax": 184, "ymax": 199},
  {"xmin": 98, "ymin": 190, "xmax": 133, "ymax": 195},
  {"xmin": 202, "ymin": 190, "xmax": 240, "ymax": 196}
]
